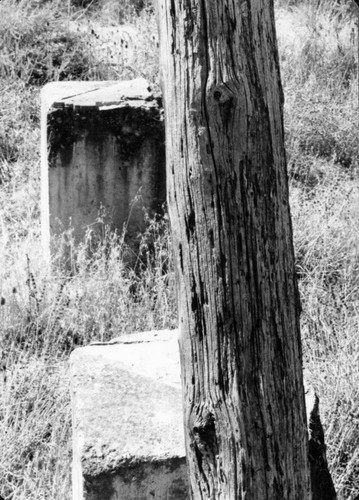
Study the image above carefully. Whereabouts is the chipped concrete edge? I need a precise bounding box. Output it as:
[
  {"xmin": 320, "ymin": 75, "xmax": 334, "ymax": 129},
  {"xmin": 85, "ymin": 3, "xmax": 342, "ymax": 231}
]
[{"xmin": 89, "ymin": 328, "xmax": 179, "ymax": 346}]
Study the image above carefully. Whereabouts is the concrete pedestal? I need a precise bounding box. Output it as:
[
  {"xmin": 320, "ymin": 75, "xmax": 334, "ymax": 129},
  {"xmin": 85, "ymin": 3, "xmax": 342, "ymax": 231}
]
[
  {"xmin": 70, "ymin": 330, "xmax": 188, "ymax": 500},
  {"xmin": 41, "ymin": 79, "xmax": 165, "ymax": 261}
]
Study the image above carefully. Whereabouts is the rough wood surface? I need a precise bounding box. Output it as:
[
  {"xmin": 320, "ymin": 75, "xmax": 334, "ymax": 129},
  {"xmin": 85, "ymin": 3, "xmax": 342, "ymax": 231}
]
[{"xmin": 158, "ymin": 0, "xmax": 312, "ymax": 498}]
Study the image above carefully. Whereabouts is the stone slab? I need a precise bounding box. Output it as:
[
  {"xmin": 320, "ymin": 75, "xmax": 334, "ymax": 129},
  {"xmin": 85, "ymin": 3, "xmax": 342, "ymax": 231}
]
[
  {"xmin": 41, "ymin": 81, "xmax": 118, "ymax": 115},
  {"xmin": 70, "ymin": 329, "xmax": 188, "ymax": 500},
  {"xmin": 50, "ymin": 78, "xmax": 153, "ymax": 110}
]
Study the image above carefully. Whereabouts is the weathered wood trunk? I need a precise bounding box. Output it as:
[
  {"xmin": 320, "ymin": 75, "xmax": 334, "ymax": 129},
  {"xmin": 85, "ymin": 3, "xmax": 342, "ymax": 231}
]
[{"xmin": 158, "ymin": 0, "xmax": 311, "ymax": 498}]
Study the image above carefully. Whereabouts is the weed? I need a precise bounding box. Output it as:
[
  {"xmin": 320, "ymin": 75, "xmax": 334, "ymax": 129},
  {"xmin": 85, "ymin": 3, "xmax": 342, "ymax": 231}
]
[{"xmin": 0, "ymin": 1, "xmax": 358, "ymax": 499}]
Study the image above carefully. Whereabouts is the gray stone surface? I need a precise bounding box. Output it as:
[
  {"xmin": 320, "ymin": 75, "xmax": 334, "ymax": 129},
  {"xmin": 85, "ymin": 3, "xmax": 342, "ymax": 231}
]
[
  {"xmin": 70, "ymin": 329, "xmax": 188, "ymax": 500},
  {"xmin": 41, "ymin": 79, "xmax": 165, "ymax": 263}
]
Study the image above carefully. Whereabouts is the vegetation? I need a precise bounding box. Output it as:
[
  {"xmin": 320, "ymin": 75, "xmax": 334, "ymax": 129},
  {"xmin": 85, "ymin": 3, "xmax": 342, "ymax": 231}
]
[{"xmin": 0, "ymin": 0, "xmax": 358, "ymax": 498}]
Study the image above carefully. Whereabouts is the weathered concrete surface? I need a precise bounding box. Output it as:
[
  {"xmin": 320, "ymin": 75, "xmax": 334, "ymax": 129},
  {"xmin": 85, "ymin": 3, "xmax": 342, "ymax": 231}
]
[
  {"xmin": 70, "ymin": 329, "xmax": 333, "ymax": 500},
  {"xmin": 70, "ymin": 329, "xmax": 188, "ymax": 500},
  {"xmin": 41, "ymin": 78, "xmax": 165, "ymax": 262}
]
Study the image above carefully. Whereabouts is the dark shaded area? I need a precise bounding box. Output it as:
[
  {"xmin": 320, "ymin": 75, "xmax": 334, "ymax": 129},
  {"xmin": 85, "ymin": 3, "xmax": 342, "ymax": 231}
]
[
  {"xmin": 308, "ymin": 393, "xmax": 337, "ymax": 500},
  {"xmin": 84, "ymin": 458, "xmax": 188, "ymax": 500},
  {"xmin": 47, "ymin": 98, "xmax": 164, "ymax": 167}
]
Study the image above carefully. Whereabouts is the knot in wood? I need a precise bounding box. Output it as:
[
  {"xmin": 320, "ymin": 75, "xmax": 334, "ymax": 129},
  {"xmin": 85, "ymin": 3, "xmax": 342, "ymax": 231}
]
[
  {"xmin": 192, "ymin": 409, "xmax": 217, "ymax": 458},
  {"xmin": 211, "ymin": 84, "xmax": 235, "ymax": 128},
  {"xmin": 213, "ymin": 84, "xmax": 233, "ymax": 104}
]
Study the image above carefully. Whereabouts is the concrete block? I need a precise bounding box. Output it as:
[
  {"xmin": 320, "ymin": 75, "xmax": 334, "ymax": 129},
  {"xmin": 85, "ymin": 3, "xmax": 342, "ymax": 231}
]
[
  {"xmin": 70, "ymin": 329, "xmax": 188, "ymax": 500},
  {"xmin": 41, "ymin": 78, "xmax": 165, "ymax": 261}
]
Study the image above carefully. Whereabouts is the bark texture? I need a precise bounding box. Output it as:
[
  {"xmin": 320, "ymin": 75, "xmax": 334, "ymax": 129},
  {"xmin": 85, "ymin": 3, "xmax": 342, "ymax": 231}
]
[{"xmin": 158, "ymin": 1, "xmax": 311, "ymax": 498}]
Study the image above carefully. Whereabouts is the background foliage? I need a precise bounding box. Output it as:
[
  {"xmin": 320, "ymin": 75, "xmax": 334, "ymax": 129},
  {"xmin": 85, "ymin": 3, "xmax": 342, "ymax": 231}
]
[{"xmin": 0, "ymin": 0, "xmax": 358, "ymax": 498}]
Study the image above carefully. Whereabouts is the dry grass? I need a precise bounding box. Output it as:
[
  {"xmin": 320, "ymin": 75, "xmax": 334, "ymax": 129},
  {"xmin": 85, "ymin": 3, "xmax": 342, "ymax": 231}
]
[
  {"xmin": 0, "ymin": 217, "xmax": 176, "ymax": 499},
  {"xmin": 276, "ymin": 2, "xmax": 359, "ymax": 497},
  {"xmin": 0, "ymin": 0, "xmax": 358, "ymax": 498},
  {"xmin": 291, "ymin": 167, "xmax": 359, "ymax": 499},
  {"xmin": 276, "ymin": 1, "xmax": 358, "ymax": 179},
  {"xmin": 0, "ymin": 359, "xmax": 71, "ymax": 499}
]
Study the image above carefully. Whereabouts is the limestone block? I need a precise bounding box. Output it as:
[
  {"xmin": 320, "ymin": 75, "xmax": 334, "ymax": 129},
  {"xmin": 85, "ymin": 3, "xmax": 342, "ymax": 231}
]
[
  {"xmin": 70, "ymin": 330, "xmax": 188, "ymax": 500},
  {"xmin": 41, "ymin": 78, "xmax": 165, "ymax": 261}
]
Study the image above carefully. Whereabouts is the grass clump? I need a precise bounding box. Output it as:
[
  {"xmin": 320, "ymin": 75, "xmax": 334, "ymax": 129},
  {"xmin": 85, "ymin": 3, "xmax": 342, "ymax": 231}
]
[
  {"xmin": 275, "ymin": 1, "xmax": 358, "ymax": 183},
  {"xmin": 0, "ymin": 0, "xmax": 158, "ymax": 87},
  {"xmin": 0, "ymin": 0, "xmax": 358, "ymax": 499},
  {"xmin": 0, "ymin": 0, "xmax": 93, "ymax": 85},
  {"xmin": 1, "ymin": 214, "xmax": 176, "ymax": 352}
]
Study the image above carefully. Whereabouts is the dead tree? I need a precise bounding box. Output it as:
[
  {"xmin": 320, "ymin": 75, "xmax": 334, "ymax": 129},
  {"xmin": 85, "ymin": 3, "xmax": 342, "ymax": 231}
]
[{"xmin": 157, "ymin": 0, "xmax": 334, "ymax": 498}]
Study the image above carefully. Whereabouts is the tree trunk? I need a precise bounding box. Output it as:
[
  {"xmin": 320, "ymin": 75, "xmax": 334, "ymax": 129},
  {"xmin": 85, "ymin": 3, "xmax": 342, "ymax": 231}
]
[{"xmin": 157, "ymin": 1, "xmax": 311, "ymax": 498}]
